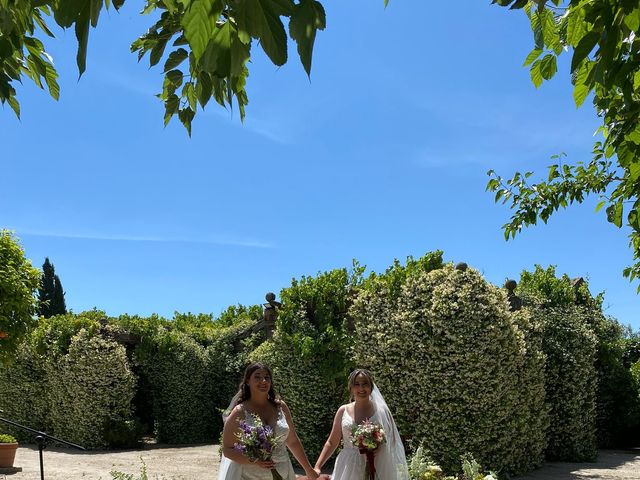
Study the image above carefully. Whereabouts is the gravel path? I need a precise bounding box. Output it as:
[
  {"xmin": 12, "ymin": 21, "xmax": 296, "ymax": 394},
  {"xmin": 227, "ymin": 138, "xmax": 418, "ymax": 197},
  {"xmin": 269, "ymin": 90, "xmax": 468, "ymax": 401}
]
[{"xmin": 1, "ymin": 445, "xmax": 638, "ymax": 480}]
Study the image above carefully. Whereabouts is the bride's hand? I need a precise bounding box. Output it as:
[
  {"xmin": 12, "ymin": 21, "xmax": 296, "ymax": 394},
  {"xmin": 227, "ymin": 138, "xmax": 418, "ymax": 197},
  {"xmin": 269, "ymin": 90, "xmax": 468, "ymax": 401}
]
[{"xmin": 305, "ymin": 468, "xmax": 320, "ymax": 480}]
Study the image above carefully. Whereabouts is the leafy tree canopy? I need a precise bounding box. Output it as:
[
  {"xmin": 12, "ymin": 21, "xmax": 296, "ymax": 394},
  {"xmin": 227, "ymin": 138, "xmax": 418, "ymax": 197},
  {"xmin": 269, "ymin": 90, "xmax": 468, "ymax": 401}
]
[
  {"xmin": 0, "ymin": 0, "xmax": 331, "ymax": 135},
  {"xmin": 487, "ymin": 0, "xmax": 640, "ymax": 288},
  {"xmin": 0, "ymin": 230, "xmax": 41, "ymax": 364}
]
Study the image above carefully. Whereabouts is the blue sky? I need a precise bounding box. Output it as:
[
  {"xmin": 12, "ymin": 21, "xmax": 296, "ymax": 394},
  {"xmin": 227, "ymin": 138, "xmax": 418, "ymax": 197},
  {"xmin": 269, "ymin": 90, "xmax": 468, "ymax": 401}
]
[{"xmin": 2, "ymin": 1, "xmax": 639, "ymax": 330}]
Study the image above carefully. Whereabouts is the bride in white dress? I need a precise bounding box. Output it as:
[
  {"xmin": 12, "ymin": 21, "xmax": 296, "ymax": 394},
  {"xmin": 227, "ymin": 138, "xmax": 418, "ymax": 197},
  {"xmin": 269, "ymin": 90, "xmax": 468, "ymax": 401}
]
[
  {"xmin": 314, "ymin": 369, "xmax": 409, "ymax": 480},
  {"xmin": 218, "ymin": 363, "xmax": 320, "ymax": 480}
]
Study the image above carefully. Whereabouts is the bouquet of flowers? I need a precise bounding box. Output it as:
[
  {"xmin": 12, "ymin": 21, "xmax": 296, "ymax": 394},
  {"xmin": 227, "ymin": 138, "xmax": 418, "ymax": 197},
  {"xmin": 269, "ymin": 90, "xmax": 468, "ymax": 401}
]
[
  {"xmin": 234, "ymin": 413, "xmax": 284, "ymax": 480},
  {"xmin": 350, "ymin": 418, "xmax": 386, "ymax": 480}
]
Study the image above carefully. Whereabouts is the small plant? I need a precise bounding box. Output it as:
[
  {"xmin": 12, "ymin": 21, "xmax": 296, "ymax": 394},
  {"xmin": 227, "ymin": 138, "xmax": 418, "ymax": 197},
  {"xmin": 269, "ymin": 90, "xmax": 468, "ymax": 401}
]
[
  {"xmin": 460, "ymin": 454, "xmax": 498, "ymax": 480},
  {"xmin": 408, "ymin": 446, "xmax": 456, "ymax": 480},
  {"xmin": 0, "ymin": 434, "xmax": 17, "ymax": 443}
]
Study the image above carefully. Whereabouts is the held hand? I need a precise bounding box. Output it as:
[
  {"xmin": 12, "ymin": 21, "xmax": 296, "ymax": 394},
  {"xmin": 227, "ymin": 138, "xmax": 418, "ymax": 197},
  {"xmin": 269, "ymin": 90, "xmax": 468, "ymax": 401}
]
[
  {"xmin": 304, "ymin": 468, "xmax": 319, "ymax": 480},
  {"xmin": 252, "ymin": 459, "xmax": 275, "ymax": 469}
]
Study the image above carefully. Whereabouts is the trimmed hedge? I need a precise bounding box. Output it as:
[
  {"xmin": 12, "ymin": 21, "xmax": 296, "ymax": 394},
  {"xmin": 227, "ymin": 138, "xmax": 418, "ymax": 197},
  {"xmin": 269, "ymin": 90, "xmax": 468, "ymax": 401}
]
[
  {"xmin": 537, "ymin": 306, "xmax": 598, "ymax": 461},
  {"xmin": 352, "ymin": 264, "xmax": 546, "ymax": 475},
  {"xmin": 46, "ymin": 329, "xmax": 136, "ymax": 448},
  {"xmin": 0, "ymin": 343, "xmax": 50, "ymax": 441}
]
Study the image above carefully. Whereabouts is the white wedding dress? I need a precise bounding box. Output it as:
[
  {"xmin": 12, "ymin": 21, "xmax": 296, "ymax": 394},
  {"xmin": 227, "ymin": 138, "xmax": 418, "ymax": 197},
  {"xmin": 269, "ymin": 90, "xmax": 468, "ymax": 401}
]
[
  {"xmin": 331, "ymin": 396, "xmax": 409, "ymax": 480},
  {"xmin": 218, "ymin": 407, "xmax": 296, "ymax": 480}
]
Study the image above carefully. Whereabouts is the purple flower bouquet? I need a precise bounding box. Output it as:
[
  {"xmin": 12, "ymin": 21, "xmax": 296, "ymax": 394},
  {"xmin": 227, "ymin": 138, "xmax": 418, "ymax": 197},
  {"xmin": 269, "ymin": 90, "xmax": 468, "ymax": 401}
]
[{"xmin": 234, "ymin": 413, "xmax": 284, "ymax": 480}]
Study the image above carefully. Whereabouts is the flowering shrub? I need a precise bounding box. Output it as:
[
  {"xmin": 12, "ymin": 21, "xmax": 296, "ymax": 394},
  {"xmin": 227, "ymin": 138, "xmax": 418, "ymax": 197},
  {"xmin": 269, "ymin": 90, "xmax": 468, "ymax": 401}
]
[
  {"xmin": 538, "ymin": 306, "xmax": 598, "ymax": 461},
  {"xmin": 352, "ymin": 264, "xmax": 545, "ymax": 475},
  {"xmin": 46, "ymin": 329, "xmax": 136, "ymax": 448}
]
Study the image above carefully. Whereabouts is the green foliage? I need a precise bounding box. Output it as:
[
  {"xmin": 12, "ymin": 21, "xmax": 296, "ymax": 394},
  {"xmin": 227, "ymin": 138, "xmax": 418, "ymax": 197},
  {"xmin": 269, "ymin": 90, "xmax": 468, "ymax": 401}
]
[
  {"xmin": 129, "ymin": 309, "xmax": 262, "ymax": 443},
  {"xmin": 361, "ymin": 251, "xmax": 444, "ymax": 302},
  {"xmin": 488, "ymin": 1, "xmax": 640, "ymax": 288},
  {"xmin": 353, "ymin": 263, "xmax": 546, "ymax": 475},
  {"xmin": 1, "ymin": 0, "xmax": 336, "ymax": 134},
  {"xmin": 517, "ymin": 265, "xmax": 601, "ymax": 309},
  {"xmin": 277, "ymin": 266, "xmax": 362, "ymax": 380},
  {"xmin": 135, "ymin": 329, "xmax": 215, "ymax": 443},
  {"xmin": 518, "ymin": 265, "xmax": 640, "ymax": 449},
  {"xmin": 215, "ymin": 304, "xmax": 262, "ymax": 327},
  {"xmin": 408, "ymin": 446, "xmax": 452, "ymax": 480},
  {"xmin": 46, "ymin": 330, "xmax": 137, "ymax": 448},
  {"xmin": 0, "ymin": 230, "xmax": 41, "ymax": 364},
  {"xmin": 407, "ymin": 449, "xmax": 498, "ymax": 480},
  {"xmin": 30, "ymin": 310, "xmax": 103, "ymax": 356},
  {"xmin": 595, "ymin": 339, "xmax": 640, "ymax": 448},
  {"xmin": 0, "ymin": 342, "xmax": 50, "ymax": 441},
  {"xmin": 0, "ymin": 434, "xmax": 17, "ymax": 443},
  {"xmin": 37, "ymin": 257, "xmax": 67, "ymax": 318},
  {"xmin": 539, "ymin": 306, "xmax": 598, "ymax": 461},
  {"xmin": 110, "ymin": 458, "xmax": 173, "ymax": 480}
]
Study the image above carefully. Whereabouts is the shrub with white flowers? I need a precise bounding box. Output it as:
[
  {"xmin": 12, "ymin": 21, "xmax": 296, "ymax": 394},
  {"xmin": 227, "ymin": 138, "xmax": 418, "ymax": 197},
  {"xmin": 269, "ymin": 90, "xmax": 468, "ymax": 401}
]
[
  {"xmin": 352, "ymin": 264, "xmax": 546, "ymax": 475},
  {"xmin": 46, "ymin": 329, "xmax": 136, "ymax": 448}
]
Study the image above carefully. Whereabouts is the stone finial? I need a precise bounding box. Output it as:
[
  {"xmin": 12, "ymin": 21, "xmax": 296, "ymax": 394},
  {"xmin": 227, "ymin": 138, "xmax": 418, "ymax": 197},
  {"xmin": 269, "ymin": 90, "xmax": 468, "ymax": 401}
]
[
  {"xmin": 263, "ymin": 292, "xmax": 282, "ymax": 338},
  {"xmin": 504, "ymin": 279, "xmax": 522, "ymax": 311}
]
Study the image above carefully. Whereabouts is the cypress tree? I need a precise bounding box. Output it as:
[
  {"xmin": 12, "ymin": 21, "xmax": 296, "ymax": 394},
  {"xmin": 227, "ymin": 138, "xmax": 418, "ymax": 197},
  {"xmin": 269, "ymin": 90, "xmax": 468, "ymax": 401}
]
[
  {"xmin": 38, "ymin": 258, "xmax": 67, "ymax": 317},
  {"xmin": 51, "ymin": 274, "xmax": 67, "ymax": 316}
]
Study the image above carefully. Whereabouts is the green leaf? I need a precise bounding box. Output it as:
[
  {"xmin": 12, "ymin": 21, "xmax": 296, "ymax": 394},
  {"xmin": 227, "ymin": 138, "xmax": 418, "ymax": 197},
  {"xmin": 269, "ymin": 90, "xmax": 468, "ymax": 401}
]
[
  {"xmin": 540, "ymin": 9, "xmax": 560, "ymax": 52},
  {"xmin": 44, "ymin": 63, "xmax": 60, "ymax": 100},
  {"xmin": 200, "ymin": 21, "xmax": 250, "ymax": 77},
  {"xmin": 181, "ymin": 0, "xmax": 223, "ymax": 61},
  {"xmin": 573, "ymin": 61, "xmax": 593, "ymax": 107},
  {"xmin": 629, "ymin": 161, "xmax": 640, "ymax": 182},
  {"xmin": 237, "ymin": 0, "xmax": 288, "ymax": 66},
  {"xmin": 195, "ymin": 72, "xmax": 213, "ymax": 108},
  {"xmin": 7, "ymin": 95, "xmax": 20, "ymax": 119},
  {"xmin": 90, "ymin": 0, "xmax": 102, "ymax": 27},
  {"xmin": 289, "ymin": 0, "xmax": 326, "ymax": 76},
  {"xmin": 606, "ymin": 201, "xmax": 623, "ymax": 228},
  {"xmin": 566, "ymin": 7, "xmax": 586, "ymax": 47},
  {"xmin": 530, "ymin": 59, "xmax": 544, "ymax": 88},
  {"xmin": 539, "ymin": 54, "xmax": 557, "ymax": 80},
  {"xmin": 150, "ymin": 36, "xmax": 171, "ymax": 67},
  {"xmin": 571, "ymin": 31, "xmax": 599, "ymax": 73},
  {"xmin": 523, "ymin": 48, "xmax": 542, "ymax": 67},
  {"xmin": 623, "ymin": 8, "xmax": 640, "ymax": 32},
  {"xmin": 74, "ymin": 3, "xmax": 91, "ymax": 77},
  {"xmin": 595, "ymin": 200, "xmax": 606, "ymax": 212},
  {"xmin": 164, "ymin": 48, "xmax": 189, "ymax": 72},
  {"xmin": 164, "ymin": 94, "xmax": 180, "ymax": 126},
  {"xmin": 178, "ymin": 107, "xmax": 195, "ymax": 136}
]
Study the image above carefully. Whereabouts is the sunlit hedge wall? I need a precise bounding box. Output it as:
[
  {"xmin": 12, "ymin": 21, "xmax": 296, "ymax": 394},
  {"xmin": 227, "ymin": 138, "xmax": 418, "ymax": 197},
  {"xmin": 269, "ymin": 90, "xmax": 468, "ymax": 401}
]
[{"xmin": 352, "ymin": 264, "xmax": 547, "ymax": 475}]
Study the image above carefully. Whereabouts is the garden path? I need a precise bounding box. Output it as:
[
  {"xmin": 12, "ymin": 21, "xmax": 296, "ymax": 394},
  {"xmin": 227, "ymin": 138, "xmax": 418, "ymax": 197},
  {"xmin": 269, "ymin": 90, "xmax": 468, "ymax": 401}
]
[{"xmin": 1, "ymin": 445, "xmax": 638, "ymax": 480}]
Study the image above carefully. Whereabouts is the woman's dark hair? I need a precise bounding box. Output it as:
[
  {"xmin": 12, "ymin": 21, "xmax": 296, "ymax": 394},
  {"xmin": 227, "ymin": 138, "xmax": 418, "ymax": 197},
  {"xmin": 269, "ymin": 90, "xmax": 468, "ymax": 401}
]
[{"xmin": 234, "ymin": 362, "xmax": 280, "ymax": 407}]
